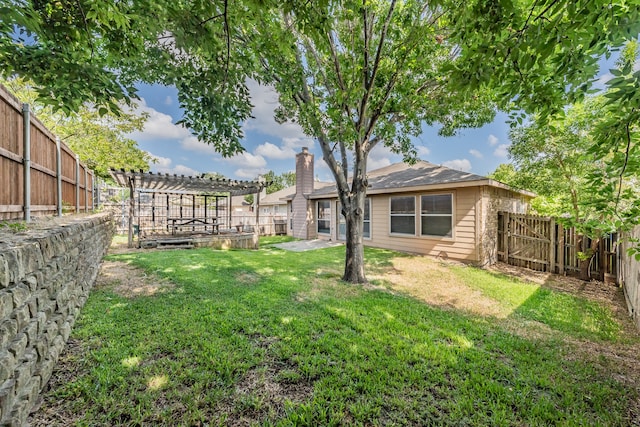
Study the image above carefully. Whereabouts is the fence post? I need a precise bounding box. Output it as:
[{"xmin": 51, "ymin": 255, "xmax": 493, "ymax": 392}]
[
  {"xmin": 128, "ymin": 178, "xmax": 135, "ymax": 248},
  {"xmin": 22, "ymin": 103, "xmax": 31, "ymax": 222},
  {"xmin": 84, "ymin": 167, "xmax": 88, "ymax": 213},
  {"xmin": 75, "ymin": 155, "xmax": 80, "ymax": 213},
  {"xmin": 56, "ymin": 137, "xmax": 63, "ymax": 216},
  {"xmin": 557, "ymin": 223, "xmax": 565, "ymax": 275},
  {"xmin": 502, "ymin": 211, "xmax": 509, "ymax": 263},
  {"xmin": 549, "ymin": 218, "xmax": 556, "ymax": 273}
]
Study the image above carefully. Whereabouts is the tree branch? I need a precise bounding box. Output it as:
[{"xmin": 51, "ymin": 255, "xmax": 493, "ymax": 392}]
[
  {"xmin": 615, "ymin": 117, "xmax": 634, "ymax": 213},
  {"xmin": 357, "ymin": 0, "xmax": 396, "ymax": 134},
  {"xmin": 76, "ymin": 0, "xmax": 94, "ymax": 59}
]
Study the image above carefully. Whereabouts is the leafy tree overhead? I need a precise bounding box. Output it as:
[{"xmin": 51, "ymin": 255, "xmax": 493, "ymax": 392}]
[
  {"xmin": 263, "ymin": 170, "xmax": 296, "ymax": 194},
  {"xmin": 1, "ymin": 0, "xmax": 270, "ymax": 154},
  {"xmin": 449, "ymin": 0, "xmax": 640, "ymax": 120},
  {"xmin": 2, "ymin": 77, "xmax": 152, "ymax": 179}
]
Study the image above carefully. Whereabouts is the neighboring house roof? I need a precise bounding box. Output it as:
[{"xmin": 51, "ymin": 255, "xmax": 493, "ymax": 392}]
[
  {"xmin": 266, "ymin": 181, "xmax": 334, "ymax": 202},
  {"xmin": 260, "ymin": 186, "xmax": 297, "ymax": 206},
  {"xmin": 307, "ymin": 161, "xmax": 535, "ymax": 199}
]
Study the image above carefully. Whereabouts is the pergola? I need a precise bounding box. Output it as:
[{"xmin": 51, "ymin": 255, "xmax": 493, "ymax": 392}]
[{"xmin": 110, "ymin": 169, "xmax": 269, "ymax": 247}]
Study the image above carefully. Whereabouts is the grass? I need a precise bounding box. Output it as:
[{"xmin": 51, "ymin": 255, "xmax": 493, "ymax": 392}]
[
  {"xmin": 37, "ymin": 237, "xmax": 638, "ymax": 425},
  {"xmin": 449, "ymin": 265, "xmax": 623, "ymax": 341}
]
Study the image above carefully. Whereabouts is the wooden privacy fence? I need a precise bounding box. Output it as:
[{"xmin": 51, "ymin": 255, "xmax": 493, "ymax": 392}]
[
  {"xmin": 619, "ymin": 225, "xmax": 640, "ymax": 329},
  {"xmin": 0, "ymin": 85, "xmax": 94, "ymax": 221},
  {"xmin": 497, "ymin": 212, "xmax": 617, "ymax": 282}
]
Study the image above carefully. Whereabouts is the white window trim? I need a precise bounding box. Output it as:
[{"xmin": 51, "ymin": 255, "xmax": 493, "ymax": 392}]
[
  {"xmin": 337, "ymin": 198, "xmax": 372, "ymax": 241},
  {"xmin": 420, "ymin": 192, "xmax": 455, "ymax": 240},
  {"xmin": 317, "ymin": 200, "xmax": 331, "ymax": 235},
  {"xmin": 389, "ymin": 195, "xmax": 416, "ymax": 236}
]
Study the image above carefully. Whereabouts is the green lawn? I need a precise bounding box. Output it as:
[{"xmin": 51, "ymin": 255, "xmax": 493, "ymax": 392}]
[{"xmin": 36, "ymin": 237, "xmax": 639, "ymax": 425}]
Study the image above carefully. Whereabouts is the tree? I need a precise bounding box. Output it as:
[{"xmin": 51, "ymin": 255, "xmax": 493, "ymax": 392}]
[
  {"xmin": 2, "ymin": 77, "xmax": 152, "ymax": 179},
  {"xmin": 263, "ymin": 170, "xmax": 296, "ymax": 194},
  {"xmin": 489, "ymin": 44, "xmax": 640, "ymax": 279},
  {"xmin": 252, "ymin": 1, "xmax": 496, "ymax": 282}
]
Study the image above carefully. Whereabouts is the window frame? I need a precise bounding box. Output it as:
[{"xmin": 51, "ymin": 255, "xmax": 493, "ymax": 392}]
[
  {"xmin": 420, "ymin": 193, "xmax": 454, "ymax": 239},
  {"xmin": 337, "ymin": 198, "xmax": 371, "ymax": 240},
  {"xmin": 389, "ymin": 196, "xmax": 416, "ymax": 236},
  {"xmin": 317, "ymin": 199, "xmax": 331, "ymax": 235}
]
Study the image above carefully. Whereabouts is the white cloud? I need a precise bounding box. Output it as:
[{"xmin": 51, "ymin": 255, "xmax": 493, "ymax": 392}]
[
  {"xmin": 255, "ymin": 142, "xmax": 296, "ymax": 159},
  {"xmin": 147, "ymin": 152, "xmax": 200, "ymax": 176},
  {"xmin": 442, "ymin": 159, "xmax": 472, "ymax": 172},
  {"xmin": 128, "ymin": 98, "xmax": 191, "ymax": 141},
  {"xmin": 416, "ymin": 146, "xmax": 430, "ymax": 158},
  {"xmin": 487, "ymin": 134, "xmax": 499, "ymax": 146},
  {"xmin": 228, "ymin": 152, "xmax": 267, "ymax": 168},
  {"xmin": 235, "ymin": 168, "xmax": 268, "ymax": 179},
  {"xmin": 170, "ymin": 165, "xmax": 200, "ymax": 176},
  {"xmin": 180, "ymin": 136, "xmax": 218, "ymax": 154},
  {"xmin": 164, "ymin": 96, "xmax": 173, "ymax": 106},
  {"xmin": 368, "ymin": 144, "xmax": 399, "ymax": 171},
  {"xmin": 243, "ymin": 80, "xmax": 310, "ymax": 141},
  {"xmin": 148, "ymin": 153, "xmax": 172, "ymax": 168},
  {"xmin": 469, "ymin": 149, "xmax": 483, "ymax": 159},
  {"xmin": 493, "ymin": 144, "xmax": 510, "ymax": 158}
]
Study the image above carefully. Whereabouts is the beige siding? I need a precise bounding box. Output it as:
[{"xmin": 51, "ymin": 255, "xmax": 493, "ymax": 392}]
[
  {"xmin": 365, "ymin": 188, "xmax": 480, "ymax": 263},
  {"xmin": 478, "ymin": 186, "xmax": 531, "ymax": 266}
]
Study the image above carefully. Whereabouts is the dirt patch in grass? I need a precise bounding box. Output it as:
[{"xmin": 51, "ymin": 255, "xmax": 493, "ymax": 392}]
[
  {"xmin": 368, "ymin": 256, "xmax": 507, "ymax": 318},
  {"xmin": 216, "ymin": 335, "xmax": 314, "ymax": 426},
  {"xmin": 96, "ymin": 260, "xmax": 175, "ymax": 297}
]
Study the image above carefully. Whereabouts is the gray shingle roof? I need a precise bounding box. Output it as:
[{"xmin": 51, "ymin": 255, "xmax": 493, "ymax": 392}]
[{"xmin": 308, "ymin": 161, "xmax": 533, "ymax": 198}]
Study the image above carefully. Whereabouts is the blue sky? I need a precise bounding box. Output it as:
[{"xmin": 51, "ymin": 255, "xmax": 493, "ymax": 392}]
[{"xmin": 128, "ymin": 58, "xmax": 617, "ymax": 182}]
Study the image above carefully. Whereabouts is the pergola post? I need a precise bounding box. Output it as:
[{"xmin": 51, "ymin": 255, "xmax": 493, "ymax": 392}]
[{"xmin": 127, "ymin": 178, "xmax": 135, "ymax": 248}]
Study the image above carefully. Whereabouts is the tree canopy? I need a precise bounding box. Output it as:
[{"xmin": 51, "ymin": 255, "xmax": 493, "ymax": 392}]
[{"xmin": 263, "ymin": 170, "xmax": 296, "ymax": 194}]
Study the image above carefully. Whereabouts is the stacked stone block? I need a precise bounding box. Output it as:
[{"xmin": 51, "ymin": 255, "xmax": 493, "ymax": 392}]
[{"xmin": 0, "ymin": 213, "xmax": 114, "ymax": 426}]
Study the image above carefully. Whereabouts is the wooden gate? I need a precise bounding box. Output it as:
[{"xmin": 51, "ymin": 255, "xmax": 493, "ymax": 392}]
[{"xmin": 497, "ymin": 212, "xmax": 618, "ymax": 282}]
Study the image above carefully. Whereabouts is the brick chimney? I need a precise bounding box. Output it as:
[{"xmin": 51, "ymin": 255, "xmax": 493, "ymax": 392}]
[
  {"xmin": 295, "ymin": 147, "xmax": 314, "ymax": 195},
  {"xmin": 291, "ymin": 147, "xmax": 314, "ymax": 239}
]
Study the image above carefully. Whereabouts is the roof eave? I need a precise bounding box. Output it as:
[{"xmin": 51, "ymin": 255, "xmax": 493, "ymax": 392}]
[{"xmin": 307, "ymin": 179, "xmax": 536, "ymax": 199}]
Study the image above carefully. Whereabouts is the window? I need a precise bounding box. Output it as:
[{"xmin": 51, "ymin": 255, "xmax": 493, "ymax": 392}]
[
  {"xmin": 317, "ymin": 200, "xmax": 331, "ymax": 234},
  {"xmin": 390, "ymin": 196, "xmax": 415, "ymax": 235},
  {"xmin": 421, "ymin": 194, "xmax": 453, "ymax": 238},
  {"xmin": 338, "ymin": 199, "xmax": 371, "ymax": 240}
]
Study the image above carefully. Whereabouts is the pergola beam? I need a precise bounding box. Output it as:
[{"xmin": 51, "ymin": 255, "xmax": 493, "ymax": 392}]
[{"xmin": 110, "ymin": 169, "xmax": 268, "ymax": 196}]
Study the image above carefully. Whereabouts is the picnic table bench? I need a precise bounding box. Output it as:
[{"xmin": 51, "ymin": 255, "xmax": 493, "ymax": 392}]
[{"xmin": 167, "ymin": 217, "xmax": 219, "ymax": 235}]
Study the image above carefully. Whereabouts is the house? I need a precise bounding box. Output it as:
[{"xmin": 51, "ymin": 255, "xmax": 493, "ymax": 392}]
[
  {"xmin": 259, "ymin": 186, "xmax": 294, "ymax": 218},
  {"xmin": 268, "ymin": 147, "xmax": 534, "ymax": 266}
]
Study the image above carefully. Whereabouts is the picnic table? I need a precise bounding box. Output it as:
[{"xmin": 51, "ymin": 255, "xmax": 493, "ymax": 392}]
[{"xmin": 167, "ymin": 217, "xmax": 219, "ymax": 235}]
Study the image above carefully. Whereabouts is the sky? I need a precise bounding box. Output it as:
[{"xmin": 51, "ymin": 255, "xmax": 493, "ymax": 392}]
[{"xmin": 128, "ymin": 57, "xmax": 618, "ymax": 182}]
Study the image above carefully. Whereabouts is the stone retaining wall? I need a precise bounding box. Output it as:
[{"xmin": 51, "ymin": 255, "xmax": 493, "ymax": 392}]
[{"xmin": 0, "ymin": 213, "xmax": 114, "ymax": 426}]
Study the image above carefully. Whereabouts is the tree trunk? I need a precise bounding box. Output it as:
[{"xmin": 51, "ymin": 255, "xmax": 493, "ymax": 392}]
[
  {"xmin": 343, "ymin": 205, "xmax": 367, "ymax": 283},
  {"xmin": 578, "ymin": 236, "xmax": 599, "ymax": 281},
  {"xmin": 342, "ymin": 170, "xmax": 367, "ymax": 283}
]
